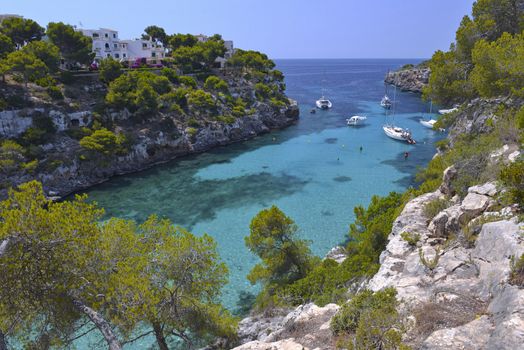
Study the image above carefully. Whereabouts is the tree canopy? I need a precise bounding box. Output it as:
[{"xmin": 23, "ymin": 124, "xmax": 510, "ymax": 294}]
[
  {"xmin": 143, "ymin": 25, "xmax": 168, "ymax": 44},
  {"xmin": 46, "ymin": 22, "xmax": 93, "ymax": 65},
  {"xmin": 0, "ymin": 181, "xmax": 236, "ymax": 349},
  {"xmin": 0, "ymin": 17, "xmax": 44, "ymax": 47}
]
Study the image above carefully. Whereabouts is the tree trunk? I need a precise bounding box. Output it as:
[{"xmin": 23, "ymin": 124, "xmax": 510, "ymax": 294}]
[
  {"xmin": 72, "ymin": 299, "xmax": 122, "ymax": 350},
  {"xmin": 152, "ymin": 322, "xmax": 169, "ymax": 350},
  {"xmin": 0, "ymin": 330, "xmax": 7, "ymax": 350}
]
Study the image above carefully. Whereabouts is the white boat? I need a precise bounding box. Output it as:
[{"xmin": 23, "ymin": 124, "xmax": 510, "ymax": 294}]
[
  {"xmin": 316, "ymin": 96, "xmax": 332, "ymax": 109},
  {"xmin": 383, "ymin": 125, "xmax": 416, "ymax": 144},
  {"xmin": 420, "ymin": 119, "xmax": 437, "ymax": 128},
  {"xmin": 438, "ymin": 107, "xmax": 458, "ymax": 114},
  {"xmin": 346, "ymin": 115, "xmax": 367, "ymax": 126},
  {"xmin": 380, "ymin": 95, "xmax": 392, "ymax": 109},
  {"xmin": 420, "ymin": 101, "xmax": 437, "ymax": 129},
  {"xmin": 382, "ymin": 84, "xmax": 415, "ymax": 144}
]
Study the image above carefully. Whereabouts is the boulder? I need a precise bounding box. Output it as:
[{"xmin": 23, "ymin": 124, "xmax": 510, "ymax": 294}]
[
  {"xmin": 460, "ymin": 193, "xmax": 490, "ymax": 218},
  {"xmin": 428, "ymin": 205, "xmax": 462, "ymax": 238},
  {"xmin": 439, "ymin": 166, "xmax": 457, "ymax": 196},
  {"xmin": 468, "ymin": 182, "xmax": 497, "ymax": 197},
  {"xmin": 325, "ymin": 246, "xmax": 347, "ymax": 263},
  {"xmin": 421, "ymin": 316, "xmax": 493, "ymax": 350},
  {"xmin": 232, "ymin": 339, "xmax": 308, "ymax": 350}
]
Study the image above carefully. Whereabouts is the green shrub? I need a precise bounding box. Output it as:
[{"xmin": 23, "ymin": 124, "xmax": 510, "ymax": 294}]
[
  {"xmin": 47, "ymin": 86, "xmax": 63, "ymax": 100},
  {"xmin": 79, "ymin": 128, "xmax": 127, "ymax": 156},
  {"xmin": 160, "ymin": 67, "xmax": 179, "ymax": 84},
  {"xmin": 179, "ymin": 75, "xmax": 197, "ymax": 89},
  {"xmin": 509, "ymin": 254, "xmax": 524, "ymax": 287},
  {"xmin": 66, "ymin": 127, "xmax": 92, "ymax": 140},
  {"xmin": 423, "ymin": 197, "xmax": 450, "ymax": 220},
  {"xmin": 401, "ymin": 232, "xmax": 420, "ymax": 246},
  {"xmin": 216, "ymin": 115, "xmax": 236, "ymax": 124},
  {"xmin": 254, "ymin": 83, "xmax": 272, "ymax": 100},
  {"xmin": 187, "ymin": 117, "xmax": 200, "ymax": 128},
  {"xmin": 331, "ymin": 288, "xmax": 409, "ymax": 350},
  {"xmin": 499, "ymin": 160, "xmax": 524, "ymax": 208},
  {"xmin": 186, "ymin": 127, "xmax": 198, "ymax": 137},
  {"xmin": 204, "ymin": 75, "xmax": 228, "ymax": 93}
]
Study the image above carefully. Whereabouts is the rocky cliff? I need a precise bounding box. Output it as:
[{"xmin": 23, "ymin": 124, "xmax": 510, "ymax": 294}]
[
  {"xmin": 0, "ymin": 72, "xmax": 299, "ymax": 199},
  {"xmin": 385, "ymin": 66, "xmax": 430, "ymax": 94}
]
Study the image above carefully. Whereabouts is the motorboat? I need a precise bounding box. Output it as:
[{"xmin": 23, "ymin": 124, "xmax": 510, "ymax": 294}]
[
  {"xmin": 438, "ymin": 107, "xmax": 458, "ymax": 114},
  {"xmin": 316, "ymin": 96, "xmax": 332, "ymax": 109},
  {"xmin": 420, "ymin": 118, "xmax": 437, "ymax": 129},
  {"xmin": 346, "ymin": 115, "xmax": 367, "ymax": 126},
  {"xmin": 380, "ymin": 95, "xmax": 392, "ymax": 109},
  {"xmin": 383, "ymin": 125, "xmax": 416, "ymax": 144}
]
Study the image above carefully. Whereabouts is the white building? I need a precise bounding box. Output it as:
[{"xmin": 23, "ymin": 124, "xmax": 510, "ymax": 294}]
[{"xmin": 80, "ymin": 28, "xmax": 165, "ymax": 64}]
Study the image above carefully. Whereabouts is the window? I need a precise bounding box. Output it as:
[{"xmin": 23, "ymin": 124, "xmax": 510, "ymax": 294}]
[
  {"xmin": 107, "ymin": 53, "xmax": 110, "ymax": 57},
  {"xmin": 114, "ymin": 53, "xmax": 119, "ymax": 58},
  {"xmin": 113, "ymin": 33, "xmax": 116, "ymax": 38},
  {"xmin": 105, "ymin": 43, "xmax": 109, "ymax": 49},
  {"xmin": 104, "ymin": 33, "xmax": 108, "ymax": 38},
  {"xmin": 93, "ymin": 33, "xmax": 99, "ymax": 38},
  {"xmin": 151, "ymin": 52, "xmax": 156, "ymax": 57},
  {"xmin": 114, "ymin": 43, "xmax": 117, "ymax": 49},
  {"xmin": 123, "ymin": 53, "xmax": 126, "ymax": 58},
  {"xmin": 142, "ymin": 43, "xmax": 147, "ymax": 48}
]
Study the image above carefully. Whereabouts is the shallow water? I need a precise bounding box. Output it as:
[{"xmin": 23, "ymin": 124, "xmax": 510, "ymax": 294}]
[{"xmin": 83, "ymin": 59, "xmax": 444, "ymax": 318}]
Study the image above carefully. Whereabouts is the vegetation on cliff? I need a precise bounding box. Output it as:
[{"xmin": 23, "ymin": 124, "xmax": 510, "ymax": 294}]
[{"xmin": 423, "ymin": 0, "xmax": 524, "ymax": 105}]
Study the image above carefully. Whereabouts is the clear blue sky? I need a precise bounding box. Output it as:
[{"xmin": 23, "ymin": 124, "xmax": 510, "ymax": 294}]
[{"xmin": 2, "ymin": 0, "xmax": 475, "ymax": 59}]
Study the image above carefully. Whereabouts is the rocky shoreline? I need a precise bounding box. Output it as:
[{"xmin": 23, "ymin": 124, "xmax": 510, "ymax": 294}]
[
  {"xmin": 2, "ymin": 101, "xmax": 299, "ymax": 199},
  {"xmin": 385, "ymin": 66, "xmax": 430, "ymax": 94}
]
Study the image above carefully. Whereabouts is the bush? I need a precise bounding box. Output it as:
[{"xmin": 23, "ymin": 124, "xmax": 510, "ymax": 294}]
[
  {"xmin": 509, "ymin": 254, "xmax": 524, "ymax": 287},
  {"xmin": 331, "ymin": 288, "xmax": 409, "ymax": 350},
  {"xmin": 204, "ymin": 75, "xmax": 228, "ymax": 93},
  {"xmin": 99, "ymin": 58, "xmax": 122, "ymax": 84},
  {"xmin": 160, "ymin": 67, "xmax": 179, "ymax": 84},
  {"xmin": 47, "ymin": 86, "xmax": 63, "ymax": 100},
  {"xmin": 400, "ymin": 232, "xmax": 420, "ymax": 246},
  {"xmin": 187, "ymin": 117, "xmax": 200, "ymax": 128},
  {"xmin": 186, "ymin": 127, "xmax": 198, "ymax": 137},
  {"xmin": 179, "ymin": 75, "xmax": 197, "ymax": 89},
  {"xmin": 423, "ymin": 197, "xmax": 450, "ymax": 220},
  {"xmin": 419, "ymin": 247, "xmax": 441, "ymax": 272},
  {"xmin": 499, "ymin": 160, "xmax": 524, "ymax": 208},
  {"xmin": 255, "ymin": 82, "xmax": 272, "ymax": 100},
  {"xmin": 79, "ymin": 128, "xmax": 127, "ymax": 156}
]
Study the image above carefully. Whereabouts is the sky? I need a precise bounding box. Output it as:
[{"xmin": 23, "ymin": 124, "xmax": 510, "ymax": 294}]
[{"xmin": 2, "ymin": 0, "xmax": 476, "ymax": 59}]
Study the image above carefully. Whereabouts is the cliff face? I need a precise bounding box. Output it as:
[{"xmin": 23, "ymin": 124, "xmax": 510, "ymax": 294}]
[
  {"xmin": 385, "ymin": 67, "xmax": 430, "ymax": 94},
  {"xmin": 1, "ymin": 101, "xmax": 298, "ymax": 199}
]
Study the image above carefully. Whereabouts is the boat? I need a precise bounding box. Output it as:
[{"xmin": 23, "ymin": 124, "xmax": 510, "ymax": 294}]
[
  {"xmin": 438, "ymin": 107, "xmax": 458, "ymax": 114},
  {"xmin": 420, "ymin": 119, "xmax": 437, "ymax": 128},
  {"xmin": 382, "ymin": 84, "xmax": 415, "ymax": 144},
  {"xmin": 316, "ymin": 97, "xmax": 332, "ymax": 109},
  {"xmin": 310, "ymin": 108, "xmax": 316, "ymax": 114},
  {"xmin": 383, "ymin": 125, "xmax": 415, "ymax": 144},
  {"xmin": 380, "ymin": 95, "xmax": 392, "ymax": 109},
  {"xmin": 381, "ymin": 78, "xmax": 392, "ymax": 109},
  {"xmin": 346, "ymin": 115, "xmax": 367, "ymax": 126},
  {"xmin": 420, "ymin": 101, "xmax": 438, "ymax": 129}
]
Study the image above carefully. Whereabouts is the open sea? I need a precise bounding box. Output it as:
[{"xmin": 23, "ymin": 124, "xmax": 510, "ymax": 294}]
[{"xmin": 80, "ymin": 58, "xmax": 444, "ymax": 348}]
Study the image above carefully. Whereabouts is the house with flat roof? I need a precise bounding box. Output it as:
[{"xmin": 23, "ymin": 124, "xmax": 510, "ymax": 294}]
[{"xmin": 80, "ymin": 28, "xmax": 165, "ymax": 63}]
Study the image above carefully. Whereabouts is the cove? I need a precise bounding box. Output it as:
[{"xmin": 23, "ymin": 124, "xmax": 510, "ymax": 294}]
[{"xmin": 82, "ymin": 59, "xmax": 445, "ymax": 314}]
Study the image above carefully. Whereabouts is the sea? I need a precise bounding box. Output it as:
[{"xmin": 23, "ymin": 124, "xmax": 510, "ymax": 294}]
[{"xmin": 80, "ymin": 58, "xmax": 444, "ymax": 348}]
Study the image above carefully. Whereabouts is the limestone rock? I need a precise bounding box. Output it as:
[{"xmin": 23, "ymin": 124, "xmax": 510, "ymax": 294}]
[
  {"xmin": 440, "ymin": 166, "xmax": 457, "ymax": 196},
  {"xmin": 460, "ymin": 193, "xmax": 490, "ymax": 218},
  {"xmin": 468, "ymin": 182, "xmax": 497, "ymax": 197},
  {"xmin": 325, "ymin": 246, "xmax": 347, "ymax": 263},
  {"xmin": 421, "ymin": 316, "xmax": 493, "ymax": 350},
  {"xmin": 232, "ymin": 339, "xmax": 309, "ymax": 350}
]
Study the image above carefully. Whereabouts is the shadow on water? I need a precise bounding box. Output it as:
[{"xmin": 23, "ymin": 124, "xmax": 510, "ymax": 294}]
[{"xmin": 89, "ymin": 169, "xmax": 309, "ymax": 230}]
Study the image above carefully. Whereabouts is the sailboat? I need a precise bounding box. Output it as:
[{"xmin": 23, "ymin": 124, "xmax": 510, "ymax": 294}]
[
  {"xmin": 420, "ymin": 101, "xmax": 438, "ymax": 129},
  {"xmin": 383, "ymin": 85, "xmax": 415, "ymax": 144},
  {"xmin": 380, "ymin": 74, "xmax": 392, "ymax": 109}
]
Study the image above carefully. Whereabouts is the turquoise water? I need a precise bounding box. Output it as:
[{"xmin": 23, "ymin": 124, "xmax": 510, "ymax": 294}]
[{"xmin": 83, "ymin": 59, "xmax": 444, "ymax": 317}]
